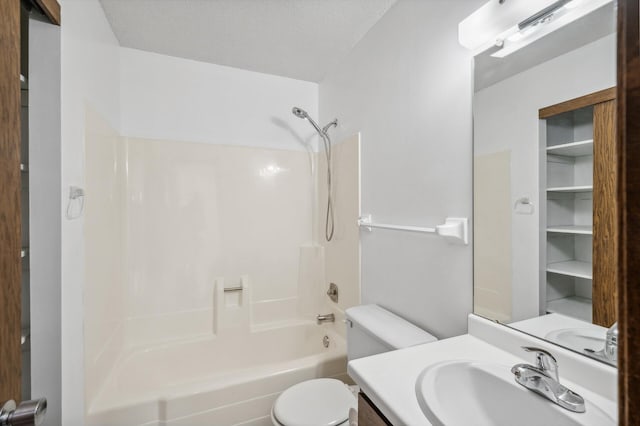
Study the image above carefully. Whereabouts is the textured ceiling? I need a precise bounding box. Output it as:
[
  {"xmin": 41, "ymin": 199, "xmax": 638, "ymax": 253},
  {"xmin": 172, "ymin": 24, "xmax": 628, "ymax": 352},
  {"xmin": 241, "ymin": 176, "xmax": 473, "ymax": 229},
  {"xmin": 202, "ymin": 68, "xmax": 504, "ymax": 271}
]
[{"xmin": 99, "ymin": 0, "xmax": 397, "ymax": 82}]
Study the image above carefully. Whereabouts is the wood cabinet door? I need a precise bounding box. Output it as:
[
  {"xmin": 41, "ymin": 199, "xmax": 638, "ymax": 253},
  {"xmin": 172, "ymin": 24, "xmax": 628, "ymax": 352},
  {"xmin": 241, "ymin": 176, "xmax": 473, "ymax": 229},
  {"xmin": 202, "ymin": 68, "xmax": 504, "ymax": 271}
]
[
  {"xmin": 593, "ymin": 99, "xmax": 618, "ymax": 327},
  {"xmin": 358, "ymin": 393, "xmax": 392, "ymax": 426}
]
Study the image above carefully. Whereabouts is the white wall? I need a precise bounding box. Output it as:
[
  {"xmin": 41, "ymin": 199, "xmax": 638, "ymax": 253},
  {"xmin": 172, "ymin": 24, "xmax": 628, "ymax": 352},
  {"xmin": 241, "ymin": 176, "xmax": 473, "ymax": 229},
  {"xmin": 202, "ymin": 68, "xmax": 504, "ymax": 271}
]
[
  {"xmin": 319, "ymin": 0, "xmax": 483, "ymax": 338},
  {"xmin": 120, "ymin": 48, "xmax": 319, "ymax": 151},
  {"xmin": 60, "ymin": 0, "xmax": 121, "ymax": 423},
  {"xmin": 29, "ymin": 17, "xmax": 61, "ymax": 426},
  {"xmin": 474, "ymin": 34, "xmax": 616, "ymax": 322}
]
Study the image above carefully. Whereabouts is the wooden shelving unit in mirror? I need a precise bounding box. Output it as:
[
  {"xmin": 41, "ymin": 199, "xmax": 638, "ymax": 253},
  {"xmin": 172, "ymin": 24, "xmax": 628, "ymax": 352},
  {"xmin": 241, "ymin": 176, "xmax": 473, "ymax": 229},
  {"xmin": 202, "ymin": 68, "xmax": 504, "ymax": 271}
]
[{"xmin": 539, "ymin": 88, "xmax": 617, "ymax": 328}]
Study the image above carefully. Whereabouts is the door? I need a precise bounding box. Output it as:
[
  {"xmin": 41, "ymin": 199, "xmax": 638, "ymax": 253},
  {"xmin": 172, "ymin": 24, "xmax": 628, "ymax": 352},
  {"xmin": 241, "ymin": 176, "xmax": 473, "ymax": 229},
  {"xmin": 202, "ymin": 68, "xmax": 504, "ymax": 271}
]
[
  {"xmin": 0, "ymin": 0, "xmax": 24, "ymax": 404},
  {"xmin": 1, "ymin": 1, "xmax": 55, "ymax": 424}
]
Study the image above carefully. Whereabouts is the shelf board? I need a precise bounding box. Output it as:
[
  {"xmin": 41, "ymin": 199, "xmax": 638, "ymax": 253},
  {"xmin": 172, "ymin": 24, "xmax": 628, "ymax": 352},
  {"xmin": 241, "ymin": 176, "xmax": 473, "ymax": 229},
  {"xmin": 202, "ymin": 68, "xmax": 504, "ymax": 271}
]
[
  {"xmin": 546, "ymin": 296, "xmax": 592, "ymax": 323},
  {"xmin": 547, "ymin": 225, "xmax": 593, "ymax": 235},
  {"xmin": 547, "ymin": 260, "xmax": 592, "ymax": 279},
  {"xmin": 547, "ymin": 185, "xmax": 593, "ymax": 193},
  {"xmin": 546, "ymin": 139, "xmax": 593, "ymax": 157}
]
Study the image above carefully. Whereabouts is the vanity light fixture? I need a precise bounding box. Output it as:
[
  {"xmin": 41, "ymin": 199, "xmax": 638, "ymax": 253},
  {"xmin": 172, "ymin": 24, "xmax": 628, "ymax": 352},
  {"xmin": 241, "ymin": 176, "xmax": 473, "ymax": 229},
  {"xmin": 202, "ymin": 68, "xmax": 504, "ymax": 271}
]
[
  {"xmin": 491, "ymin": 0, "xmax": 612, "ymax": 58},
  {"xmin": 459, "ymin": 0, "xmax": 612, "ymax": 57}
]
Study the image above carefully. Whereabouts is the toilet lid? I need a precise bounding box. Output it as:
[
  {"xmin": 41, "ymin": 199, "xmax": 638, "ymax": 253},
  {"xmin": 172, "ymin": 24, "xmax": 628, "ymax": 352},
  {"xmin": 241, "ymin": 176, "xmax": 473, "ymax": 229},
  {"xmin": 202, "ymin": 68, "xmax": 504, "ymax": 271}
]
[{"xmin": 273, "ymin": 378, "xmax": 357, "ymax": 426}]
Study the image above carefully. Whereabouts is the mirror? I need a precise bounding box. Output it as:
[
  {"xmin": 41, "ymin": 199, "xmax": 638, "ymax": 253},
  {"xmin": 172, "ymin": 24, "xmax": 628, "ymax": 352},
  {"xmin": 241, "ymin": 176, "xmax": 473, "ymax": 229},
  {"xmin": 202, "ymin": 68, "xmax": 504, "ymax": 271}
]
[{"xmin": 471, "ymin": 0, "xmax": 618, "ymax": 366}]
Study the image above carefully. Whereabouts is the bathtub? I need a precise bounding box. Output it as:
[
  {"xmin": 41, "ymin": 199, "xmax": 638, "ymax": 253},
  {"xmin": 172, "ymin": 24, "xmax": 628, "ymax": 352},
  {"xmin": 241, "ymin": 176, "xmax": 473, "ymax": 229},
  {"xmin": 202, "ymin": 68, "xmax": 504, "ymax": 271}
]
[{"xmin": 87, "ymin": 321, "xmax": 348, "ymax": 426}]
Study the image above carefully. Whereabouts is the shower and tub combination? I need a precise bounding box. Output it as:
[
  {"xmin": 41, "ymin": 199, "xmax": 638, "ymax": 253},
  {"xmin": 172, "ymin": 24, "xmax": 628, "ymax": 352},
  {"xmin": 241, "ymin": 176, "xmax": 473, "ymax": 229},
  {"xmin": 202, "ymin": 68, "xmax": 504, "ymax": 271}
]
[{"xmin": 84, "ymin": 103, "xmax": 356, "ymax": 426}]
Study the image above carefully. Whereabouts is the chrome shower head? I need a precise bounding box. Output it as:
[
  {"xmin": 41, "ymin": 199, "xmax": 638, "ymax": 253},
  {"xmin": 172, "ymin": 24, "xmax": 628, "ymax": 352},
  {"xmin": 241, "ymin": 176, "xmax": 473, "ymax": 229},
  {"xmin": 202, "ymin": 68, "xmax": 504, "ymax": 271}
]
[
  {"xmin": 292, "ymin": 107, "xmax": 308, "ymax": 119},
  {"xmin": 292, "ymin": 106, "xmax": 323, "ymax": 135}
]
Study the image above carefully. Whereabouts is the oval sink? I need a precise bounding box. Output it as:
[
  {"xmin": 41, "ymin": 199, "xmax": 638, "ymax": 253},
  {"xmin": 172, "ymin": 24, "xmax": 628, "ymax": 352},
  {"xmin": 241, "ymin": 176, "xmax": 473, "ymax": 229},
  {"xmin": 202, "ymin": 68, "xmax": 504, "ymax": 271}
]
[
  {"xmin": 415, "ymin": 360, "xmax": 615, "ymax": 426},
  {"xmin": 545, "ymin": 328, "xmax": 605, "ymax": 353}
]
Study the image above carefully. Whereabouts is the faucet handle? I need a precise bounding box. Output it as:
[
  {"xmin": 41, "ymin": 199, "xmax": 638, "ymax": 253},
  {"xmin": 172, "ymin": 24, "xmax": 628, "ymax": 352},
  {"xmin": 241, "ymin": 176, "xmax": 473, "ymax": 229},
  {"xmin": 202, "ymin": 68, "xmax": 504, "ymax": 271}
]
[{"xmin": 522, "ymin": 346, "xmax": 559, "ymax": 382}]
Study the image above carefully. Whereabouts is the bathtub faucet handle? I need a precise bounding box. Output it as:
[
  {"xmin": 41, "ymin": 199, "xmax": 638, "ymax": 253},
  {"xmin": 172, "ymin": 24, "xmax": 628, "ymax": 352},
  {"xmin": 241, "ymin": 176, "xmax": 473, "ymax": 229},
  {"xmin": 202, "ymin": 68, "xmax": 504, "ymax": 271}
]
[{"xmin": 326, "ymin": 283, "xmax": 339, "ymax": 303}]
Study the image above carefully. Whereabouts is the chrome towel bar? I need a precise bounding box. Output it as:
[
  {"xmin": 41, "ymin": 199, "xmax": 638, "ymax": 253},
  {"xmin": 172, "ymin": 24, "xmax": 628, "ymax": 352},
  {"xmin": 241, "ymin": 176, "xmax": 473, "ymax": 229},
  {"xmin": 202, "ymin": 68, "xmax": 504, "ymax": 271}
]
[{"xmin": 223, "ymin": 286, "xmax": 243, "ymax": 292}]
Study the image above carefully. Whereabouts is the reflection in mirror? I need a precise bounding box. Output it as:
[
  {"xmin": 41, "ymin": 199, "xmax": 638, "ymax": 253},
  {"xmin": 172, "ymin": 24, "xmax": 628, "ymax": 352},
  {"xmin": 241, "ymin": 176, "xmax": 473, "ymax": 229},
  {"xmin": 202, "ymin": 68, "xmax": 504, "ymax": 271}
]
[{"xmin": 464, "ymin": 0, "xmax": 618, "ymax": 366}]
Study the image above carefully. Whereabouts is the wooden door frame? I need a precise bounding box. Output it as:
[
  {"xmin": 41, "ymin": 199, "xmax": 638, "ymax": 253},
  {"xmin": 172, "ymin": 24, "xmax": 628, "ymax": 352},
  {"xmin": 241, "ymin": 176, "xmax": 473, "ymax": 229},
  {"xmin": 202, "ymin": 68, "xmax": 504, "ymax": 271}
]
[
  {"xmin": 617, "ymin": 0, "xmax": 640, "ymax": 424},
  {"xmin": 0, "ymin": 0, "xmax": 23, "ymax": 403},
  {"xmin": 33, "ymin": 0, "xmax": 60, "ymax": 26},
  {"xmin": 0, "ymin": 0, "xmax": 59, "ymax": 405}
]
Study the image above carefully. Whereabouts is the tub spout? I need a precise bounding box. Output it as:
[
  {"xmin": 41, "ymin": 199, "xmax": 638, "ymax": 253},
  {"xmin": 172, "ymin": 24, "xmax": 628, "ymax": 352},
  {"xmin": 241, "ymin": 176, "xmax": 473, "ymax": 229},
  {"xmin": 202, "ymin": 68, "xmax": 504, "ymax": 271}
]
[{"xmin": 316, "ymin": 313, "xmax": 335, "ymax": 325}]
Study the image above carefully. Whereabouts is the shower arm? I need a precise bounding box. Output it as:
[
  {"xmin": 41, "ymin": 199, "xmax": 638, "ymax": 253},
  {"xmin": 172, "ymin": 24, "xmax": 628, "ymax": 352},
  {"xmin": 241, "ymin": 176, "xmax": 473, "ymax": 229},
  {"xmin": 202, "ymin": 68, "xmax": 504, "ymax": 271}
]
[{"xmin": 322, "ymin": 120, "xmax": 338, "ymax": 135}]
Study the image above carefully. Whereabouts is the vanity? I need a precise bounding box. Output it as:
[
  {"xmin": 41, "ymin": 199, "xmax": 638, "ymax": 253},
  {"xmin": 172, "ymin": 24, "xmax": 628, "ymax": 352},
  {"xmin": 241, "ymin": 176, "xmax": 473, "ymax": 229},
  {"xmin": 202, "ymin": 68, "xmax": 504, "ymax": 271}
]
[
  {"xmin": 351, "ymin": 1, "xmax": 620, "ymax": 424},
  {"xmin": 352, "ymin": 315, "xmax": 616, "ymax": 426}
]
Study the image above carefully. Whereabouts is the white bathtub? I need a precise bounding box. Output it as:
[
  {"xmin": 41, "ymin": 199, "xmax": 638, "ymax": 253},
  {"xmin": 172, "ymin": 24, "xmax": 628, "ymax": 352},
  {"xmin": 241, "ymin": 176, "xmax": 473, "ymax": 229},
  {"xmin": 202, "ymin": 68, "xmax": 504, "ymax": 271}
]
[{"xmin": 87, "ymin": 322, "xmax": 348, "ymax": 426}]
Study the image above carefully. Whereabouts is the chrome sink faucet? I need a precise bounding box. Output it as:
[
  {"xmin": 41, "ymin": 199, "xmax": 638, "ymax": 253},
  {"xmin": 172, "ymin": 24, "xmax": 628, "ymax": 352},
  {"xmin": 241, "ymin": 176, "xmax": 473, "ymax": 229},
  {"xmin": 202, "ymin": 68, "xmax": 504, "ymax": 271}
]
[
  {"xmin": 511, "ymin": 347, "xmax": 585, "ymax": 413},
  {"xmin": 604, "ymin": 322, "xmax": 618, "ymax": 362},
  {"xmin": 583, "ymin": 322, "xmax": 618, "ymax": 366}
]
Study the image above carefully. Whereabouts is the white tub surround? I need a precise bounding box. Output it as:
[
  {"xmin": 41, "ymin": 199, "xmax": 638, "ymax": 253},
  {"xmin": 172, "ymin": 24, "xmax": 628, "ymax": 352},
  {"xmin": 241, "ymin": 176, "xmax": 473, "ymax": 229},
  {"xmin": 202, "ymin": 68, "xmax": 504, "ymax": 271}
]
[
  {"xmin": 316, "ymin": 134, "xmax": 362, "ymax": 338},
  {"xmin": 348, "ymin": 314, "xmax": 617, "ymax": 425},
  {"xmin": 87, "ymin": 322, "xmax": 346, "ymax": 426}
]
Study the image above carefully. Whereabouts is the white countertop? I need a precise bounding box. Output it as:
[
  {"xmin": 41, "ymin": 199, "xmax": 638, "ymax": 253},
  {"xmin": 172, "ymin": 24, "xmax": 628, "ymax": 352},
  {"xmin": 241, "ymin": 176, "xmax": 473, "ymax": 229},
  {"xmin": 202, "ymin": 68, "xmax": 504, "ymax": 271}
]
[{"xmin": 347, "ymin": 315, "xmax": 617, "ymax": 425}]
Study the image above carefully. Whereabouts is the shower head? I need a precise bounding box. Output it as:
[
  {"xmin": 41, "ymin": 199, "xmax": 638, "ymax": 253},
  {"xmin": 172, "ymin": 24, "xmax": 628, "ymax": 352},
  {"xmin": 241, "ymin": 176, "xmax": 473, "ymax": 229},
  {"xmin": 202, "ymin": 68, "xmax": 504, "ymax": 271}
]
[
  {"xmin": 292, "ymin": 106, "xmax": 323, "ymax": 135},
  {"xmin": 292, "ymin": 106, "xmax": 308, "ymax": 119}
]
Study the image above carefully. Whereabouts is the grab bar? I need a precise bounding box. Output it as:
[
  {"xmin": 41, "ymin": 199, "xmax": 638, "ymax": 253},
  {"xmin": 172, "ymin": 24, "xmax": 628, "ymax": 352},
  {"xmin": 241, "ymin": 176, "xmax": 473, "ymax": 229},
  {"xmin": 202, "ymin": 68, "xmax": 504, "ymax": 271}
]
[
  {"xmin": 358, "ymin": 215, "xmax": 468, "ymax": 245},
  {"xmin": 223, "ymin": 286, "xmax": 243, "ymax": 292}
]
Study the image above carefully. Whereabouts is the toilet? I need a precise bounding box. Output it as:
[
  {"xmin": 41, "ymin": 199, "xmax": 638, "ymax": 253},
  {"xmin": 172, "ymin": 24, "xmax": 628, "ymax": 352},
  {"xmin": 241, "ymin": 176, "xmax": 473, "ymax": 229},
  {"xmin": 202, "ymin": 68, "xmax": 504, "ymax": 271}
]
[{"xmin": 271, "ymin": 304, "xmax": 437, "ymax": 426}]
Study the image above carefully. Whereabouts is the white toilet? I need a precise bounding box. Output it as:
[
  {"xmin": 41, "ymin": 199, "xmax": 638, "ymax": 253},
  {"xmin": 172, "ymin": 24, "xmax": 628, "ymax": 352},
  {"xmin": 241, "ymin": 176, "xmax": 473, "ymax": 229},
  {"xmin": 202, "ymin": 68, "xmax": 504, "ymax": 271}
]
[{"xmin": 271, "ymin": 304, "xmax": 437, "ymax": 426}]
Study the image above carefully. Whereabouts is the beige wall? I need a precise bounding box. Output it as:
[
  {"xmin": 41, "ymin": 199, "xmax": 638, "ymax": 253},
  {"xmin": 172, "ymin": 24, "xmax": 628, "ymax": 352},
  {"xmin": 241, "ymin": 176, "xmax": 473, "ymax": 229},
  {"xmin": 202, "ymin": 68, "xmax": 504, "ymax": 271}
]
[
  {"xmin": 84, "ymin": 106, "xmax": 126, "ymax": 405},
  {"xmin": 473, "ymin": 151, "xmax": 512, "ymax": 323}
]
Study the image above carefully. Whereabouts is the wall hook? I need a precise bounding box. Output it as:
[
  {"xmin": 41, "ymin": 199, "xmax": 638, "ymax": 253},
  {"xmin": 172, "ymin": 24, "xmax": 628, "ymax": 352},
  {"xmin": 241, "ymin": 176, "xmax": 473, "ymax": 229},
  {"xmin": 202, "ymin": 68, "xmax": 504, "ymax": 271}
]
[{"xmin": 66, "ymin": 186, "xmax": 85, "ymax": 220}]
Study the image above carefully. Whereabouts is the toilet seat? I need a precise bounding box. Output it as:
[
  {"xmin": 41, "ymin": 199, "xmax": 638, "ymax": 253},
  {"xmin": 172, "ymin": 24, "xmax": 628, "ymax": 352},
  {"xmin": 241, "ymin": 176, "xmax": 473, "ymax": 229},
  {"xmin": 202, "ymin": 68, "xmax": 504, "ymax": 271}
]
[{"xmin": 272, "ymin": 378, "xmax": 357, "ymax": 426}]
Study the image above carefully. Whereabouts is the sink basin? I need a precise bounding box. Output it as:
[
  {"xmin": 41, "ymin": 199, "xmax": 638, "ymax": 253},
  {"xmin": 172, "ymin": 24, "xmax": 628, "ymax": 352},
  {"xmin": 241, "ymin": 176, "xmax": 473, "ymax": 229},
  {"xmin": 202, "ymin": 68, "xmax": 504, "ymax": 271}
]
[
  {"xmin": 545, "ymin": 328, "xmax": 605, "ymax": 353},
  {"xmin": 415, "ymin": 360, "xmax": 615, "ymax": 426}
]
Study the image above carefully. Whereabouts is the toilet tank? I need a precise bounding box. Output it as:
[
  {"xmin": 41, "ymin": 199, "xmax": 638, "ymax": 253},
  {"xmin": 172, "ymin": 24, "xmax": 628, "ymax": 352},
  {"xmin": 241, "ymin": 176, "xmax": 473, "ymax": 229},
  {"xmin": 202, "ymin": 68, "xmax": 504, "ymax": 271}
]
[{"xmin": 345, "ymin": 304, "xmax": 437, "ymax": 360}]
